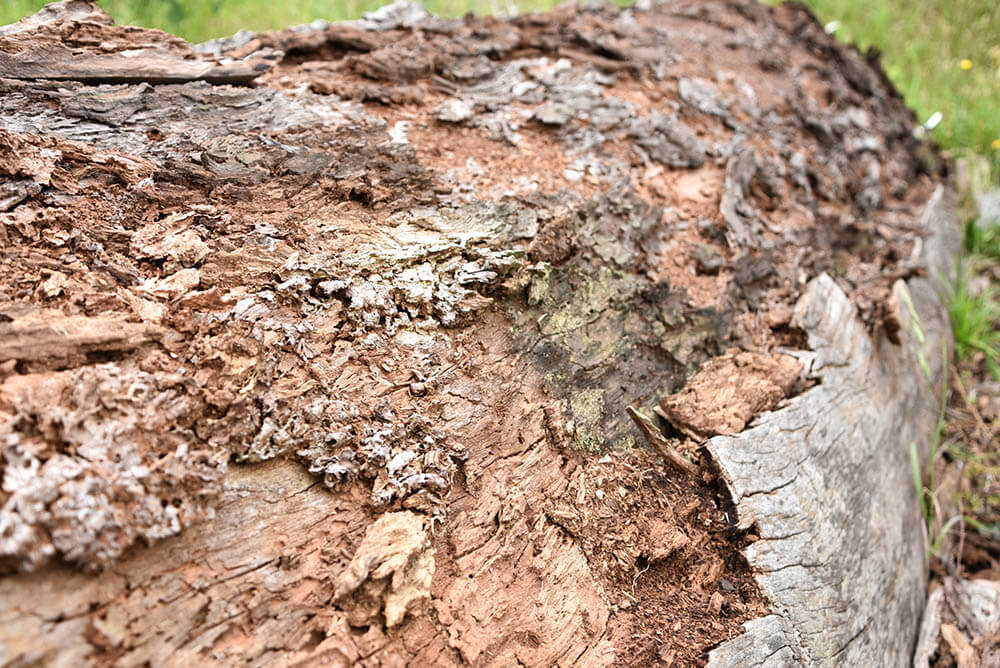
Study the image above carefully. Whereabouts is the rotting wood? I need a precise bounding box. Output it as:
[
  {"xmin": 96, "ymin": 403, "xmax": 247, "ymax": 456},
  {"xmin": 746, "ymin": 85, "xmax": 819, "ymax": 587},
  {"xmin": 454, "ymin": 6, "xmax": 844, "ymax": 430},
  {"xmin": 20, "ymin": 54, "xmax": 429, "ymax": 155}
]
[
  {"xmin": 0, "ymin": 0, "xmax": 279, "ymax": 85},
  {"xmin": 625, "ymin": 406, "xmax": 698, "ymax": 474},
  {"xmin": 655, "ymin": 350, "xmax": 804, "ymax": 440},
  {"xmin": 0, "ymin": 0, "xmax": 959, "ymax": 666},
  {"xmin": 0, "ymin": 310, "xmax": 162, "ymax": 364},
  {"xmin": 707, "ymin": 188, "xmax": 960, "ymax": 666}
]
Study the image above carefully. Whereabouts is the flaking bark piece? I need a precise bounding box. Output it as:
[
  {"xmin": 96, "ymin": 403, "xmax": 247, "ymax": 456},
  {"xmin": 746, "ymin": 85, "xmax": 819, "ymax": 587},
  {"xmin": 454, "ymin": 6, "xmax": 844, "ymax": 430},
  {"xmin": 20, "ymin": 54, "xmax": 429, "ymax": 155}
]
[
  {"xmin": 656, "ymin": 351, "xmax": 802, "ymax": 440},
  {"xmin": 720, "ymin": 146, "xmax": 762, "ymax": 247},
  {"xmin": 0, "ymin": 1, "xmax": 277, "ymax": 85},
  {"xmin": 913, "ymin": 586, "xmax": 944, "ymax": 668},
  {"xmin": 625, "ymin": 406, "xmax": 698, "ymax": 474},
  {"xmin": 944, "ymin": 576, "xmax": 1000, "ymax": 639},
  {"xmin": 333, "ymin": 511, "xmax": 434, "ymax": 629},
  {"xmin": 0, "ymin": 310, "xmax": 162, "ymax": 365},
  {"xmin": 940, "ymin": 624, "xmax": 978, "ymax": 668}
]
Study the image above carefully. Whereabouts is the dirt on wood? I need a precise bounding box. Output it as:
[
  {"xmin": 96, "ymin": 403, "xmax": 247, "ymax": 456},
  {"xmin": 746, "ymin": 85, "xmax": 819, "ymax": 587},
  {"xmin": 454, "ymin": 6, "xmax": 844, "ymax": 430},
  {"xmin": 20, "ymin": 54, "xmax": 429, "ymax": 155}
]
[
  {"xmin": 657, "ymin": 350, "xmax": 805, "ymax": 440},
  {"xmin": 0, "ymin": 0, "xmax": 944, "ymax": 665}
]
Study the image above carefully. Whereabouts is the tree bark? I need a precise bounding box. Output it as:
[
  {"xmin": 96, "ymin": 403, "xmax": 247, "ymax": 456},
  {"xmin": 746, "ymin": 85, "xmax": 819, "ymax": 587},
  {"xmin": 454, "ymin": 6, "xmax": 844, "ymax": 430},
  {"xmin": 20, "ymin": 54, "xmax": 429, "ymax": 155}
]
[
  {"xmin": 707, "ymin": 189, "xmax": 958, "ymax": 667},
  {"xmin": 0, "ymin": 1, "xmax": 958, "ymax": 666}
]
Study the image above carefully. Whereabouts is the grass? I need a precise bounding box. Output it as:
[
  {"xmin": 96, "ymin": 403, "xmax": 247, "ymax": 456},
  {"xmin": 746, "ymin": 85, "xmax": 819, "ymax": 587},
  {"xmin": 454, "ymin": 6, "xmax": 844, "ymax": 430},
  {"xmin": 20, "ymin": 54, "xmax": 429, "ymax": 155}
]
[
  {"xmin": 951, "ymin": 255, "xmax": 1000, "ymax": 379},
  {"xmin": 965, "ymin": 216, "xmax": 1000, "ymax": 259},
  {"xmin": 950, "ymin": 186, "xmax": 1000, "ymax": 379},
  {"xmin": 803, "ymin": 0, "xmax": 1000, "ymax": 179},
  {"xmin": 0, "ymin": 0, "xmax": 570, "ymax": 42}
]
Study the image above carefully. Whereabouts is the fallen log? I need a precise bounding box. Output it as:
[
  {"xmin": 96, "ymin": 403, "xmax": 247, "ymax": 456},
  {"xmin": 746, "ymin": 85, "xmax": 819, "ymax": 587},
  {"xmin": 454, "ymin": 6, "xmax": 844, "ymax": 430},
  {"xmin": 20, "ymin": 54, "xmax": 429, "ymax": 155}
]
[{"xmin": 0, "ymin": 1, "xmax": 958, "ymax": 666}]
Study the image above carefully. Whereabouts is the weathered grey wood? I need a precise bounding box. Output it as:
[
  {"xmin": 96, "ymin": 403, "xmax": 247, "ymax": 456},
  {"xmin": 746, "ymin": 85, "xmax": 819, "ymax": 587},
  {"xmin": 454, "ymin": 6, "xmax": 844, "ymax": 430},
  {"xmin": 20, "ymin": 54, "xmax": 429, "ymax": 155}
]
[
  {"xmin": 0, "ymin": 49, "xmax": 278, "ymax": 85},
  {"xmin": 706, "ymin": 615, "xmax": 801, "ymax": 667},
  {"xmin": 912, "ymin": 586, "xmax": 944, "ymax": 668},
  {"xmin": 707, "ymin": 187, "xmax": 960, "ymax": 667}
]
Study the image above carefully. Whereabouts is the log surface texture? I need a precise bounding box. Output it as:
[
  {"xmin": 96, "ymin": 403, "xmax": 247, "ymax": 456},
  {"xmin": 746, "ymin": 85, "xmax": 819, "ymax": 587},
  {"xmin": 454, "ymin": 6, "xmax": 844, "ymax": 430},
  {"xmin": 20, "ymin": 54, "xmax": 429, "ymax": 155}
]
[{"xmin": 0, "ymin": 0, "xmax": 958, "ymax": 666}]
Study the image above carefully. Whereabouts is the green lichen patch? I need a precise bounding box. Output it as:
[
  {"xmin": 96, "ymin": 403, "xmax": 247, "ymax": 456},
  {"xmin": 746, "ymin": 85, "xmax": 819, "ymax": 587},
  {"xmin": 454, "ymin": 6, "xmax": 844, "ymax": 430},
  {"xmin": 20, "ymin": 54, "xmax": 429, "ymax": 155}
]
[
  {"xmin": 509, "ymin": 186, "xmax": 731, "ymax": 455},
  {"xmin": 569, "ymin": 388, "xmax": 607, "ymax": 453}
]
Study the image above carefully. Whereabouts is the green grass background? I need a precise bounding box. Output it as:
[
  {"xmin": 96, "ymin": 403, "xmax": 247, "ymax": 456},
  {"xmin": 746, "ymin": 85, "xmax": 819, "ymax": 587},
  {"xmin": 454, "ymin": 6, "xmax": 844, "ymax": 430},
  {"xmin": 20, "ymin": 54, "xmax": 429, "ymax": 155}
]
[{"xmin": 3, "ymin": 0, "xmax": 998, "ymax": 165}]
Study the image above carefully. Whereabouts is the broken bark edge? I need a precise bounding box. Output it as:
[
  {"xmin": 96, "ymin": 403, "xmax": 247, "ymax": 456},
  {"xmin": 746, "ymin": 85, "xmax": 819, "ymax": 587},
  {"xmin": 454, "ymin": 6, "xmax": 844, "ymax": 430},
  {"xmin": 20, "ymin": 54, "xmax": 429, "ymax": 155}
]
[
  {"xmin": 706, "ymin": 614, "xmax": 801, "ymax": 667},
  {"xmin": 705, "ymin": 186, "xmax": 960, "ymax": 667}
]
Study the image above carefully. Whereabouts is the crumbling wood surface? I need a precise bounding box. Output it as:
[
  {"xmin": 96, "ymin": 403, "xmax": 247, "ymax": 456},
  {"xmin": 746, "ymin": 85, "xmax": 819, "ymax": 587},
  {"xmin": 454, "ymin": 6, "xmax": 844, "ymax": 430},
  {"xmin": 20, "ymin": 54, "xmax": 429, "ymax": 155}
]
[
  {"xmin": 0, "ymin": 0, "xmax": 958, "ymax": 666},
  {"xmin": 706, "ymin": 190, "xmax": 957, "ymax": 667},
  {"xmin": 0, "ymin": 0, "xmax": 279, "ymax": 84}
]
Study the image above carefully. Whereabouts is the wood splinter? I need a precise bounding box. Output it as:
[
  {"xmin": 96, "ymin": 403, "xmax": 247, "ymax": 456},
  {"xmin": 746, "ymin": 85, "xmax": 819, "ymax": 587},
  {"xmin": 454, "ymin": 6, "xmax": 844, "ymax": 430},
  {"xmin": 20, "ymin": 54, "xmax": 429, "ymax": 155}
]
[{"xmin": 626, "ymin": 406, "xmax": 698, "ymax": 475}]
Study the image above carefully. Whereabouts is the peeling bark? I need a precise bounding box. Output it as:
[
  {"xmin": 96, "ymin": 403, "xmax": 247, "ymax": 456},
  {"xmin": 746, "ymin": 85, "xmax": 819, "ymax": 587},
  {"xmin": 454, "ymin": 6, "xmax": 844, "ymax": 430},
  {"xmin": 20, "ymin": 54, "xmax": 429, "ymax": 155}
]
[
  {"xmin": 0, "ymin": 1, "xmax": 278, "ymax": 84},
  {"xmin": 707, "ymin": 189, "xmax": 959, "ymax": 666}
]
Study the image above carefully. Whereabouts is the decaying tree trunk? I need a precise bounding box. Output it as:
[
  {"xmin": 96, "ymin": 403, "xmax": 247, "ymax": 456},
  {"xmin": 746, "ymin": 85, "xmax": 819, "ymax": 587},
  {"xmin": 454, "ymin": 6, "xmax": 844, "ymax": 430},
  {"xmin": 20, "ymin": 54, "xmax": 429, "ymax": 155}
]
[
  {"xmin": 0, "ymin": 0, "xmax": 958, "ymax": 666},
  {"xmin": 705, "ymin": 188, "xmax": 958, "ymax": 667}
]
